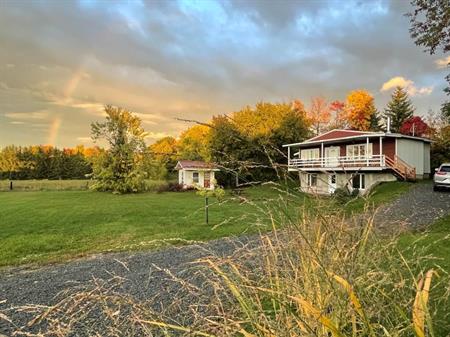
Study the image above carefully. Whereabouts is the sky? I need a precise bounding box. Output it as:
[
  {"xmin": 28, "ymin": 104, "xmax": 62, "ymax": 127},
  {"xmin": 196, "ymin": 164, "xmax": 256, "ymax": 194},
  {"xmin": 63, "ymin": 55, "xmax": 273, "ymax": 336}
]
[{"xmin": 0, "ymin": 0, "xmax": 448, "ymax": 148}]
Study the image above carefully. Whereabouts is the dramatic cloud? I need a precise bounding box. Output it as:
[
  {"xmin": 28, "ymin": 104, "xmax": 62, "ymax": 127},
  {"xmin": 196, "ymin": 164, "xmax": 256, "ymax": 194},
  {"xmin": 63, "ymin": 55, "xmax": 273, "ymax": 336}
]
[
  {"xmin": 0, "ymin": 0, "xmax": 447, "ymax": 147},
  {"xmin": 380, "ymin": 76, "xmax": 433, "ymax": 96},
  {"xmin": 435, "ymin": 56, "xmax": 450, "ymax": 69}
]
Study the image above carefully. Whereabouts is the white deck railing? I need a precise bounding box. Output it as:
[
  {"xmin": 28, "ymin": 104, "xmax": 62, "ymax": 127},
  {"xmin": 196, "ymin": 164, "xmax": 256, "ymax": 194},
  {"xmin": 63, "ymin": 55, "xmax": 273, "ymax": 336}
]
[{"xmin": 289, "ymin": 154, "xmax": 386, "ymax": 169}]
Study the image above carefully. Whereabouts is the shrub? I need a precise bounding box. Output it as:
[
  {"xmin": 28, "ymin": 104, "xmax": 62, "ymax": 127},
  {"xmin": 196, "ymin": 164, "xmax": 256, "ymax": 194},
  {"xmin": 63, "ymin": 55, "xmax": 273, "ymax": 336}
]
[
  {"xmin": 156, "ymin": 182, "xmax": 193, "ymax": 193},
  {"xmin": 333, "ymin": 186, "xmax": 359, "ymax": 204}
]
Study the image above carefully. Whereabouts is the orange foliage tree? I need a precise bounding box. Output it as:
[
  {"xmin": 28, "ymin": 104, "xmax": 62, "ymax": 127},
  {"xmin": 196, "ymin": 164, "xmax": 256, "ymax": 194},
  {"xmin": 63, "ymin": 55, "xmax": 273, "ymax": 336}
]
[
  {"xmin": 345, "ymin": 90, "xmax": 377, "ymax": 131},
  {"xmin": 329, "ymin": 100, "xmax": 347, "ymax": 128},
  {"xmin": 307, "ymin": 96, "xmax": 331, "ymax": 135},
  {"xmin": 177, "ymin": 124, "xmax": 211, "ymax": 161}
]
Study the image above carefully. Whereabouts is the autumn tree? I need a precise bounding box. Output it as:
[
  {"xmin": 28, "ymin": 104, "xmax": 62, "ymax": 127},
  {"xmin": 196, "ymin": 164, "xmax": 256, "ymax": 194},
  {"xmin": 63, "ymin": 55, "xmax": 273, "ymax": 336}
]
[
  {"xmin": 0, "ymin": 146, "xmax": 31, "ymax": 184},
  {"xmin": 177, "ymin": 124, "xmax": 211, "ymax": 161},
  {"xmin": 90, "ymin": 105, "xmax": 148, "ymax": 193},
  {"xmin": 209, "ymin": 101, "xmax": 311, "ymax": 184},
  {"xmin": 384, "ymin": 86, "xmax": 415, "ymax": 132},
  {"xmin": 399, "ymin": 116, "xmax": 429, "ymax": 136},
  {"xmin": 149, "ymin": 136, "xmax": 178, "ymax": 170},
  {"xmin": 329, "ymin": 100, "xmax": 347, "ymax": 128},
  {"xmin": 345, "ymin": 90, "xmax": 377, "ymax": 131},
  {"xmin": 307, "ymin": 96, "xmax": 331, "ymax": 135}
]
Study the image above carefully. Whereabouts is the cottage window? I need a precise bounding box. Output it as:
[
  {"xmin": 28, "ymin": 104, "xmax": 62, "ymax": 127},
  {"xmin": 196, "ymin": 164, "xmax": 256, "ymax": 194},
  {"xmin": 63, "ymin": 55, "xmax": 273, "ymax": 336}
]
[
  {"xmin": 347, "ymin": 144, "xmax": 372, "ymax": 159},
  {"xmin": 193, "ymin": 172, "xmax": 199, "ymax": 183},
  {"xmin": 307, "ymin": 173, "xmax": 317, "ymax": 187},
  {"xmin": 352, "ymin": 174, "xmax": 365, "ymax": 190},
  {"xmin": 300, "ymin": 148, "xmax": 320, "ymax": 161}
]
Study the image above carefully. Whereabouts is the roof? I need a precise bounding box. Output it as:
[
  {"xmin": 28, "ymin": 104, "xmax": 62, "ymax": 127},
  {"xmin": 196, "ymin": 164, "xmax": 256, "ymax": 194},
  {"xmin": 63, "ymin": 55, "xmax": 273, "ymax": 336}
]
[
  {"xmin": 307, "ymin": 129, "xmax": 373, "ymax": 142},
  {"xmin": 175, "ymin": 160, "xmax": 219, "ymax": 170},
  {"xmin": 283, "ymin": 129, "xmax": 432, "ymax": 147}
]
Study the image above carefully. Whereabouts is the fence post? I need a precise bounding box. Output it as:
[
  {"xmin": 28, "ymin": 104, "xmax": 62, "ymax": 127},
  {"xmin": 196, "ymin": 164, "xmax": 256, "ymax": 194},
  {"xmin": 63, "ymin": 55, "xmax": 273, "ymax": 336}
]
[
  {"xmin": 205, "ymin": 196, "xmax": 209, "ymax": 225},
  {"xmin": 9, "ymin": 181, "xmax": 13, "ymax": 191}
]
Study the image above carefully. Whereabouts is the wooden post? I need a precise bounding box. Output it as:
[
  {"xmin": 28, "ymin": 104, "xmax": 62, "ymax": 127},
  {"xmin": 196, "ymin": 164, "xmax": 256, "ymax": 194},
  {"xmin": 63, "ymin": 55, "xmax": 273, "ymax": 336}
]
[
  {"xmin": 321, "ymin": 142, "xmax": 324, "ymax": 166},
  {"xmin": 205, "ymin": 196, "xmax": 209, "ymax": 225},
  {"xmin": 9, "ymin": 181, "xmax": 13, "ymax": 191},
  {"xmin": 366, "ymin": 137, "xmax": 369, "ymax": 166},
  {"xmin": 287, "ymin": 146, "xmax": 291, "ymax": 169},
  {"xmin": 379, "ymin": 136, "xmax": 383, "ymax": 166}
]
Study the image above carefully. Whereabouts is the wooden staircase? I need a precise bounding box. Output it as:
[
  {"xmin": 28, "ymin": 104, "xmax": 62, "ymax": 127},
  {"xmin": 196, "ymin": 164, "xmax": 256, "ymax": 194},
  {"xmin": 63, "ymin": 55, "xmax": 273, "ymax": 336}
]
[{"xmin": 385, "ymin": 155, "xmax": 416, "ymax": 181}]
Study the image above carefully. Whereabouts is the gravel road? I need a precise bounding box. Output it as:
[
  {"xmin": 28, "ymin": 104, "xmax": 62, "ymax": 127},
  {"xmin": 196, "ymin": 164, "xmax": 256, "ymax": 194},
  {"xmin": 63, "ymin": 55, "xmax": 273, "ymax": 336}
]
[{"xmin": 1, "ymin": 183, "xmax": 449, "ymax": 335}]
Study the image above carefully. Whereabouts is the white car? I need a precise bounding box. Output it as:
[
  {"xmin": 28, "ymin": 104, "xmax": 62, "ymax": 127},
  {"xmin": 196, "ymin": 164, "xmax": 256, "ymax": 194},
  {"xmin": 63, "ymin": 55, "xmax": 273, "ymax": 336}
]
[{"xmin": 433, "ymin": 163, "xmax": 450, "ymax": 191}]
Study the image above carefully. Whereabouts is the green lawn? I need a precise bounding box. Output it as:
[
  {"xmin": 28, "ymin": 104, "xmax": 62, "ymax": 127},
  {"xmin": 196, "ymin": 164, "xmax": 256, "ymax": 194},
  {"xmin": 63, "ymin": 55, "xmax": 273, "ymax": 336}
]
[
  {"xmin": 397, "ymin": 214, "xmax": 450, "ymax": 336},
  {"xmin": 0, "ymin": 181, "xmax": 418, "ymax": 268},
  {"xmin": 0, "ymin": 185, "xmax": 297, "ymax": 267}
]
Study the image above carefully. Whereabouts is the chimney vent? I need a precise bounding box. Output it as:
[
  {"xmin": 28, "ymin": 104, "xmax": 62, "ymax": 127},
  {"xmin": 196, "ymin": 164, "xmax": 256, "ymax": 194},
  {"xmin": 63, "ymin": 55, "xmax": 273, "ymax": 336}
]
[{"xmin": 386, "ymin": 117, "xmax": 391, "ymax": 133}]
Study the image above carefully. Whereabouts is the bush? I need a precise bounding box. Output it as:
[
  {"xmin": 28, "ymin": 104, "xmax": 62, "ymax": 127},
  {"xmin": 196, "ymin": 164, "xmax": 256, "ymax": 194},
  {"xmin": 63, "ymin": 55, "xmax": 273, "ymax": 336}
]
[
  {"xmin": 156, "ymin": 182, "xmax": 193, "ymax": 193},
  {"xmin": 333, "ymin": 186, "xmax": 359, "ymax": 204}
]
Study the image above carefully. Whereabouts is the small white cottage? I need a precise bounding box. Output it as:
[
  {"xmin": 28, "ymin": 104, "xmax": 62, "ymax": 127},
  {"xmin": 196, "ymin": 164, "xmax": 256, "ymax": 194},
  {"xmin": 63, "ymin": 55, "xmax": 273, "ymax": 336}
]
[{"xmin": 175, "ymin": 160, "xmax": 219, "ymax": 190}]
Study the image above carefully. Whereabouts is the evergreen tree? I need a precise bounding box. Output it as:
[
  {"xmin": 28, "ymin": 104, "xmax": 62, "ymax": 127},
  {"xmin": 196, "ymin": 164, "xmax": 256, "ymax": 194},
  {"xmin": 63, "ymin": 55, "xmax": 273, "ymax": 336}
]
[
  {"xmin": 384, "ymin": 86, "xmax": 415, "ymax": 132},
  {"xmin": 368, "ymin": 110, "xmax": 382, "ymax": 132}
]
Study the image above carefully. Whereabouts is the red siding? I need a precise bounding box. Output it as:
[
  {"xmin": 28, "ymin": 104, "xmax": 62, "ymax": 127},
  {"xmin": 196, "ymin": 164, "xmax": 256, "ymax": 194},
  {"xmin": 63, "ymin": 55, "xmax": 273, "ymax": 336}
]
[
  {"xmin": 382, "ymin": 138, "xmax": 395, "ymax": 158},
  {"xmin": 299, "ymin": 137, "xmax": 395, "ymax": 158}
]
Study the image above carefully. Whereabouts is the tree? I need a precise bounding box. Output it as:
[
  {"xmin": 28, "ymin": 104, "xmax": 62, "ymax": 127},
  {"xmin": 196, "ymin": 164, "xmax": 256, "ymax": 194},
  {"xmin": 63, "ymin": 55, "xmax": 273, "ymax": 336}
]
[
  {"xmin": 307, "ymin": 96, "xmax": 331, "ymax": 135},
  {"xmin": 368, "ymin": 111, "xmax": 383, "ymax": 132},
  {"xmin": 430, "ymin": 125, "xmax": 450, "ymax": 170},
  {"xmin": 177, "ymin": 125, "xmax": 210, "ymax": 161},
  {"xmin": 384, "ymin": 86, "xmax": 415, "ymax": 132},
  {"xmin": 329, "ymin": 100, "xmax": 347, "ymax": 129},
  {"xmin": 399, "ymin": 116, "xmax": 429, "ymax": 136},
  {"xmin": 149, "ymin": 136, "xmax": 178, "ymax": 171},
  {"xmin": 0, "ymin": 145, "xmax": 31, "ymax": 182},
  {"xmin": 345, "ymin": 90, "xmax": 377, "ymax": 131},
  {"xmin": 90, "ymin": 105, "xmax": 148, "ymax": 193},
  {"xmin": 407, "ymin": 0, "xmax": 450, "ymax": 109}
]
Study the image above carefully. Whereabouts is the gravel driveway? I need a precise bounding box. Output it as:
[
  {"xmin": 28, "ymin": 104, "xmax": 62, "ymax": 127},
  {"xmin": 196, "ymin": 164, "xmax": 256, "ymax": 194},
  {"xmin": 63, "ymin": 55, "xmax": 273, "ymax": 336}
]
[
  {"xmin": 374, "ymin": 183, "xmax": 450, "ymax": 229},
  {"xmin": 1, "ymin": 183, "xmax": 449, "ymax": 335}
]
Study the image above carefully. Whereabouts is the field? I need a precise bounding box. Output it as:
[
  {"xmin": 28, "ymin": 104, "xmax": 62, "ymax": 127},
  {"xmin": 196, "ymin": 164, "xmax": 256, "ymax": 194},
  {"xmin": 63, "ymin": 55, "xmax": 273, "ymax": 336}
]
[
  {"xmin": 0, "ymin": 179, "xmax": 168, "ymax": 191},
  {"xmin": 0, "ymin": 184, "xmax": 302, "ymax": 267},
  {"xmin": 0, "ymin": 180, "xmax": 422, "ymax": 268}
]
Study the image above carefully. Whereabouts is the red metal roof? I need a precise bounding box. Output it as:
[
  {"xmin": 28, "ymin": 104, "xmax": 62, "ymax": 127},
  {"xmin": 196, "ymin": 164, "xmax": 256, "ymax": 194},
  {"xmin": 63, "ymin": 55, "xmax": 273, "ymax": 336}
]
[
  {"xmin": 175, "ymin": 160, "xmax": 218, "ymax": 170},
  {"xmin": 307, "ymin": 130, "xmax": 372, "ymax": 142}
]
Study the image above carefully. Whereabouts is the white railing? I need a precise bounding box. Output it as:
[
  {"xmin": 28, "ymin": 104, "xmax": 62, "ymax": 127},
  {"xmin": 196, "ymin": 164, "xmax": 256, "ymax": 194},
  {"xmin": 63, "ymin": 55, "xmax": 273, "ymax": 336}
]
[{"xmin": 289, "ymin": 155, "xmax": 386, "ymax": 169}]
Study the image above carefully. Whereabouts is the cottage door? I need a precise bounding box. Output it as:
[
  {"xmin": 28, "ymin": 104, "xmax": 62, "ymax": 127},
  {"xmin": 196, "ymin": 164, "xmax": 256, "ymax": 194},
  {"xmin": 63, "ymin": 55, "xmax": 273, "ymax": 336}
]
[
  {"xmin": 328, "ymin": 174, "xmax": 337, "ymax": 194},
  {"xmin": 204, "ymin": 171, "xmax": 211, "ymax": 188},
  {"xmin": 325, "ymin": 146, "xmax": 340, "ymax": 166}
]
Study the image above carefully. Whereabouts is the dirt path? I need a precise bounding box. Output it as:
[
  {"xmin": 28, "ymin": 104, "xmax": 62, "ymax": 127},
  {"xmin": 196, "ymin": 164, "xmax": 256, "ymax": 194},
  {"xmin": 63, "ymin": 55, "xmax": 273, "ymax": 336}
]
[{"xmin": 1, "ymin": 184, "xmax": 449, "ymax": 335}]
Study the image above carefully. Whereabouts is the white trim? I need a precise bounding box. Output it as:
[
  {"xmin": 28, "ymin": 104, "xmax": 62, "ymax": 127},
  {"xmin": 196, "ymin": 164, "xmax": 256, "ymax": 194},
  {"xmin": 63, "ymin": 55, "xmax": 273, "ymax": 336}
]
[{"xmin": 283, "ymin": 131, "xmax": 432, "ymax": 147}]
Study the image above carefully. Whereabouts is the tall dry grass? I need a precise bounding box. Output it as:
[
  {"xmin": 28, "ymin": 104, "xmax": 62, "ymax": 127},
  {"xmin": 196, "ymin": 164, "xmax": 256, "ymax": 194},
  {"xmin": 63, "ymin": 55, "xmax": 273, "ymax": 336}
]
[{"xmin": 2, "ymin": 192, "xmax": 449, "ymax": 336}]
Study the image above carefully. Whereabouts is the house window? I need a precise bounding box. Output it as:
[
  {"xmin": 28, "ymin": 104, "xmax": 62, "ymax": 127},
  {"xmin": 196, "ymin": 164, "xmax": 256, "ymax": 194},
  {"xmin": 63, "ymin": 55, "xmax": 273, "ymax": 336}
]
[
  {"xmin": 352, "ymin": 174, "xmax": 365, "ymax": 190},
  {"xmin": 307, "ymin": 173, "xmax": 317, "ymax": 187},
  {"xmin": 300, "ymin": 148, "xmax": 320, "ymax": 161},
  {"xmin": 347, "ymin": 144, "xmax": 372, "ymax": 158},
  {"xmin": 193, "ymin": 172, "xmax": 199, "ymax": 183}
]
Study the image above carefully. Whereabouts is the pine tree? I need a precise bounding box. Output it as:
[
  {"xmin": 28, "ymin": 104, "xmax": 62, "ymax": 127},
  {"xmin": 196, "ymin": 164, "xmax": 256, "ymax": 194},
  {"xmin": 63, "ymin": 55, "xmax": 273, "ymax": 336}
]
[
  {"xmin": 384, "ymin": 86, "xmax": 415, "ymax": 132},
  {"xmin": 368, "ymin": 110, "xmax": 382, "ymax": 131}
]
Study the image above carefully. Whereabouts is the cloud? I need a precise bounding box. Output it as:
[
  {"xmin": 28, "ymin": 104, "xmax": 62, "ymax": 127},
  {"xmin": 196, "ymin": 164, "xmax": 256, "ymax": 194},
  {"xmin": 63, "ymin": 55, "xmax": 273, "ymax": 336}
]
[
  {"xmin": 76, "ymin": 136, "xmax": 91, "ymax": 143},
  {"xmin": 0, "ymin": 0, "xmax": 446, "ymax": 147},
  {"xmin": 380, "ymin": 76, "xmax": 433, "ymax": 96},
  {"xmin": 435, "ymin": 56, "xmax": 450, "ymax": 69},
  {"xmin": 145, "ymin": 131, "xmax": 173, "ymax": 141},
  {"xmin": 10, "ymin": 121, "xmax": 25, "ymax": 125},
  {"xmin": 4, "ymin": 110, "xmax": 50, "ymax": 120}
]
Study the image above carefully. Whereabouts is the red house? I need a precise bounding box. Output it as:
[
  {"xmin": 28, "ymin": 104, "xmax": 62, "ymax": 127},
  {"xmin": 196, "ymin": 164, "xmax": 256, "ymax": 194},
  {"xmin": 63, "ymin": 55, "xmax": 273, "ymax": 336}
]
[{"xmin": 283, "ymin": 129, "xmax": 431, "ymax": 194}]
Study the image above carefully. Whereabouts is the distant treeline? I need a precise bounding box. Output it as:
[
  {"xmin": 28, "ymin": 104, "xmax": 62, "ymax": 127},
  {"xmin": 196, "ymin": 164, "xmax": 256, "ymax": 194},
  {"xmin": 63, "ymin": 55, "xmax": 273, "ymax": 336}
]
[{"xmin": 0, "ymin": 145, "xmax": 98, "ymax": 180}]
